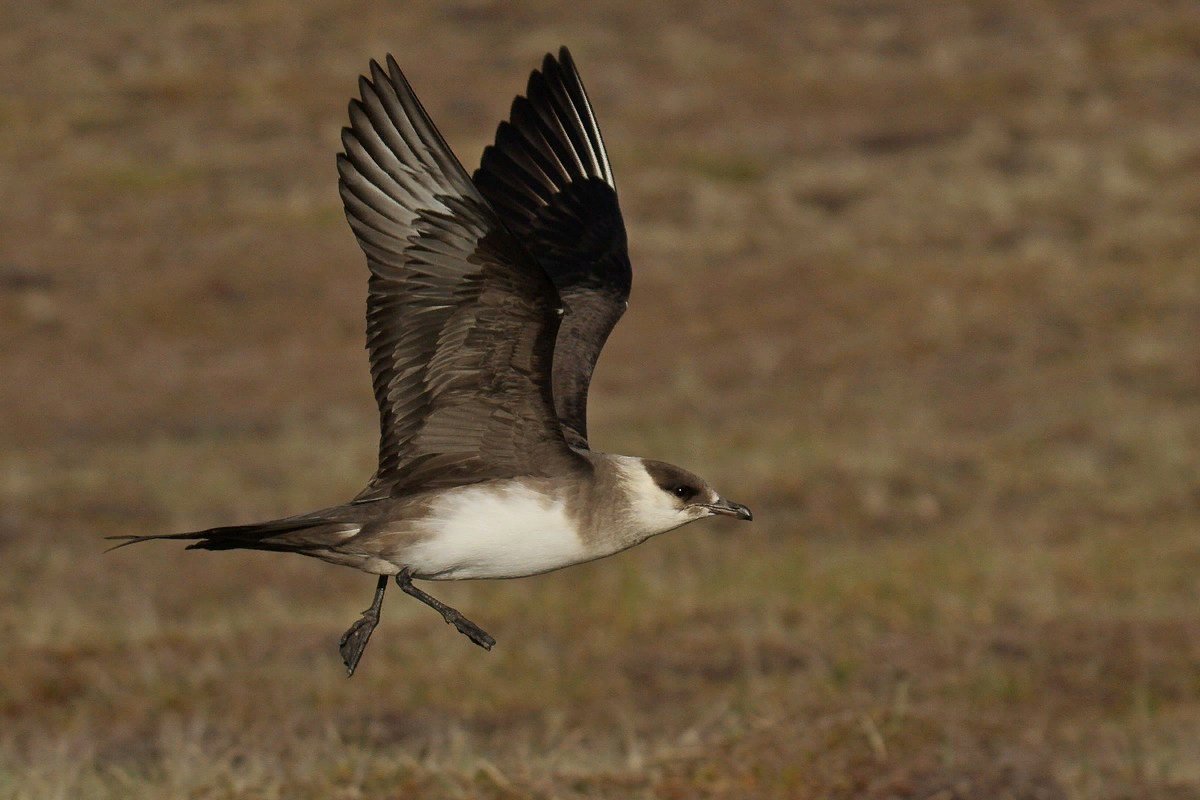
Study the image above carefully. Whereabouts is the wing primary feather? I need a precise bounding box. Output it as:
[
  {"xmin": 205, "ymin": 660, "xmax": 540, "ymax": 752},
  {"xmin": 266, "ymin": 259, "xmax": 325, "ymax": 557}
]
[
  {"xmin": 472, "ymin": 48, "xmax": 632, "ymax": 451},
  {"xmin": 557, "ymin": 46, "xmax": 613, "ymax": 184},
  {"xmin": 538, "ymin": 54, "xmax": 603, "ymax": 179},
  {"xmin": 524, "ymin": 72, "xmax": 590, "ymax": 180}
]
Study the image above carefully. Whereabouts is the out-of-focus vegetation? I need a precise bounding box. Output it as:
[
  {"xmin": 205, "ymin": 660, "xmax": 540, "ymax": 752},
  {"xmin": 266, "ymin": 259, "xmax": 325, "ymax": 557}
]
[{"xmin": 1, "ymin": 1, "xmax": 1198, "ymax": 797}]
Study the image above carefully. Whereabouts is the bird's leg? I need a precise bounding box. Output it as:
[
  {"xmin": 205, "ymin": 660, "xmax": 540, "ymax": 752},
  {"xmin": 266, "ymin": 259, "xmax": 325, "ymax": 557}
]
[
  {"xmin": 396, "ymin": 568, "xmax": 496, "ymax": 650},
  {"xmin": 338, "ymin": 575, "xmax": 388, "ymax": 677}
]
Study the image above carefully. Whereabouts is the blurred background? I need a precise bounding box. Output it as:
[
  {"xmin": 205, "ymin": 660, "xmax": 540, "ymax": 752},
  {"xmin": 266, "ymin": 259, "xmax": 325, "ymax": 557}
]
[{"xmin": 2, "ymin": 1, "xmax": 1199, "ymax": 797}]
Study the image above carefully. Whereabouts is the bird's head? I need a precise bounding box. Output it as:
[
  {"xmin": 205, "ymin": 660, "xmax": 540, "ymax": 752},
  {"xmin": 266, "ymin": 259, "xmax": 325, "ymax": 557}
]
[{"xmin": 619, "ymin": 457, "xmax": 752, "ymax": 537}]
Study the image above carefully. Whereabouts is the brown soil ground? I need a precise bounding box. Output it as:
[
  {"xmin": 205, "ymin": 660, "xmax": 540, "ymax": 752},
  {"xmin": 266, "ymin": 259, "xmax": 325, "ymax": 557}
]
[{"xmin": 2, "ymin": 1, "xmax": 1199, "ymax": 797}]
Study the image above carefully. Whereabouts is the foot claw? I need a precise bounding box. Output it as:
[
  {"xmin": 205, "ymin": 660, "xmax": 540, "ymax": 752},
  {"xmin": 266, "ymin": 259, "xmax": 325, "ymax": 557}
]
[
  {"xmin": 444, "ymin": 612, "xmax": 495, "ymax": 650},
  {"xmin": 457, "ymin": 621, "xmax": 496, "ymax": 650},
  {"xmin": 339, "ymin": 612, "xmax": 379, "ymax": 677}
]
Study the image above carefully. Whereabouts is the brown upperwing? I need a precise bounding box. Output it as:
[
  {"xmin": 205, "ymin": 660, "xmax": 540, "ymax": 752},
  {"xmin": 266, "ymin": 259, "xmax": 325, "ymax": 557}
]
[{"xmin": 337, "ymin": 56, "xmax": 582, "ymax": 497}]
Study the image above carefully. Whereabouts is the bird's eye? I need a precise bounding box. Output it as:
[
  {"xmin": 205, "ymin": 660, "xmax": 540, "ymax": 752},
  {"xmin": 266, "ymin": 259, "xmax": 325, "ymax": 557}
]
[{"xmin": 672, "ymin": 485, "xmax": 696, "ymax": 501}]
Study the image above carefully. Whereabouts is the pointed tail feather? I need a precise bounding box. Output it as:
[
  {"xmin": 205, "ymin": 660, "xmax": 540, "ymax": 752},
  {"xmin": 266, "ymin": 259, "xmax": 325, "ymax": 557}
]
[{"xmin": 105, "ymin": 516, "xmax": 342, "ymax": 553}]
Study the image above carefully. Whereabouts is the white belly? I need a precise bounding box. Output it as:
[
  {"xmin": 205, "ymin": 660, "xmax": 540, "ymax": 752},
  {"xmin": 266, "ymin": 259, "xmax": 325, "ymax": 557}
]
[{"xmin": 405, "ymin": 483, "xmax": 589, "ymax": 580}]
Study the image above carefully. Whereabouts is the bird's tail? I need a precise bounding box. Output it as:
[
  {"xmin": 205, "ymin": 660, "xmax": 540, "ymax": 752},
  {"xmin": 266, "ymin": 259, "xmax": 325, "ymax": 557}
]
[{"xmin": 105, "ymin": 514, "xmax": 346, "ymax": 554}]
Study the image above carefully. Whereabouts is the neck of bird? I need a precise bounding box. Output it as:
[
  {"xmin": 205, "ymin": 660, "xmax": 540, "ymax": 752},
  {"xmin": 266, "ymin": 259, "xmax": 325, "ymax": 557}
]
[{"xmin": 572, "ymin": 453, "xmax": 674, "ymax": 555}]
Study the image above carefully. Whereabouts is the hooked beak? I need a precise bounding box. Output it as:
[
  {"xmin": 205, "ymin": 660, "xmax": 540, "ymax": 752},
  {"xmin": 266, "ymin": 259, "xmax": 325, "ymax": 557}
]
[{"xmin": 707, "ymin": 497, "xmax": 753, "ymax": 521}]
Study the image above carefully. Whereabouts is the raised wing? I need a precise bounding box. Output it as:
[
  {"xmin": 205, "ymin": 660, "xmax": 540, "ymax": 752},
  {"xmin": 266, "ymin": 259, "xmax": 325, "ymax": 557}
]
[
  {"xmin": 473, "ymin": 47, "xmax": 631, "ymax": 450},
  {"xmin": 337, "ymin": 56, "xmax": 580, "ymax": 496}
]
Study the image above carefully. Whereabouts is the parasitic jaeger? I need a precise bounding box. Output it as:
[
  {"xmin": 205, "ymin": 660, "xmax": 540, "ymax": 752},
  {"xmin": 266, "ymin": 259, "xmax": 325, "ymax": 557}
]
[{"xmin": 111, "ymin": 47, "xmax": 753, "ymax": 676}]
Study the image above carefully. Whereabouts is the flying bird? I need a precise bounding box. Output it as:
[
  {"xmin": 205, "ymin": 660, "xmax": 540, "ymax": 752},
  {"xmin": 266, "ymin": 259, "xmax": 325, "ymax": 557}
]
[{"xmin": 110, "ymin": 47, "xmax": 752, "ymax": 676}]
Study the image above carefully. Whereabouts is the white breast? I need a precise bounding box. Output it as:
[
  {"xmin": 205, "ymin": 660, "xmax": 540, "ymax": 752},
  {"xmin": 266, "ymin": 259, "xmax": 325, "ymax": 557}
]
[{"xmin": 405, "ymin": 482, "xmax": 589, "ymax": 580}]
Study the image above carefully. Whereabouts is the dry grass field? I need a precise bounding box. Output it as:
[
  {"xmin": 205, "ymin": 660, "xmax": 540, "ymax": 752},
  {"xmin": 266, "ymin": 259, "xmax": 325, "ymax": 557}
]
[{"xmin": 2, "ymin": 1, "xmax": 1199, "ymax": 797}]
